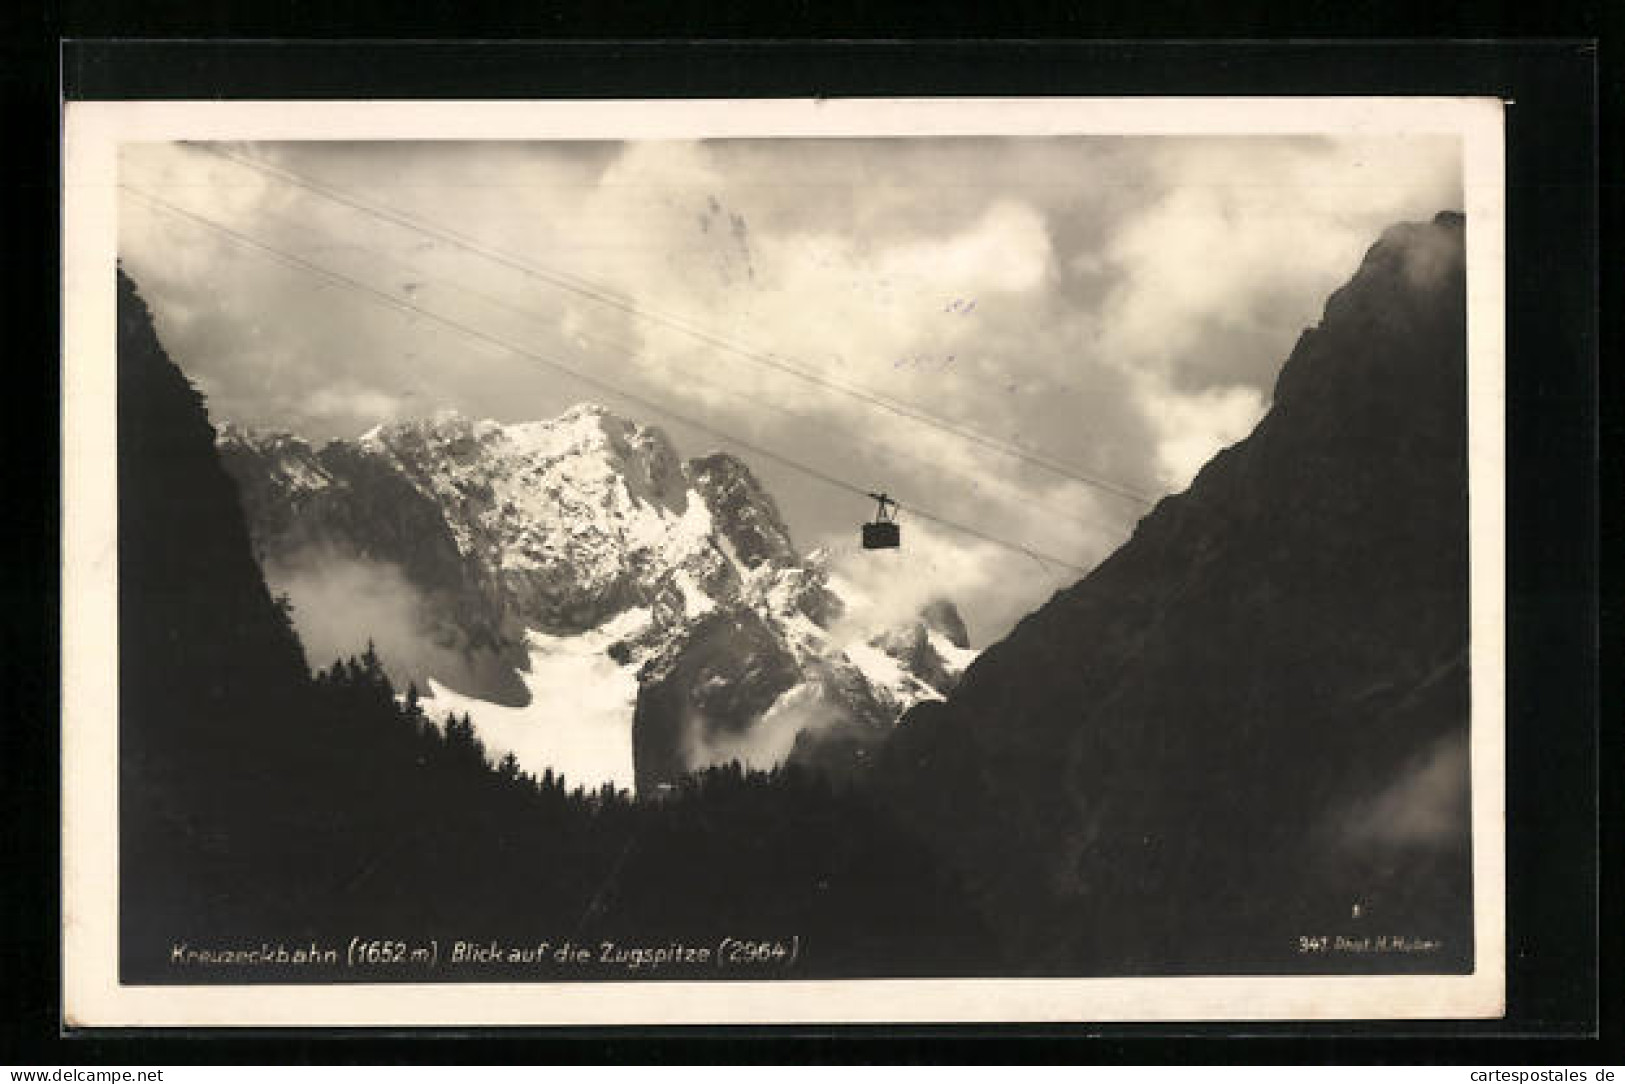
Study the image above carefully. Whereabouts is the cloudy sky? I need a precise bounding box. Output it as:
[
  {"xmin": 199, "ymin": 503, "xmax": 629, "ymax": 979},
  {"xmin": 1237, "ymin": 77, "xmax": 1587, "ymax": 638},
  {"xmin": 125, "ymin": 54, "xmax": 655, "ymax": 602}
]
[{"xmin": 118, "ymin": 134, "xmax": 1461, "ymax": 643}]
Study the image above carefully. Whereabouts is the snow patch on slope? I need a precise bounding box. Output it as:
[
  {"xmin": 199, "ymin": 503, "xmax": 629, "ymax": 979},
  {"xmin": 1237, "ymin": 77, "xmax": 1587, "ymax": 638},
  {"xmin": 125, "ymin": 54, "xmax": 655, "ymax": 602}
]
[
  {"xmin": 843, "ymin": 641, "xmax": 939, "ymax": 706},
  {"xmin": 421, "ymin": 607, "xmax": 653, "ymax": 790},
  {"xmin": 928, "ymin": 630, "xmax": 979, "ymax": 672}
]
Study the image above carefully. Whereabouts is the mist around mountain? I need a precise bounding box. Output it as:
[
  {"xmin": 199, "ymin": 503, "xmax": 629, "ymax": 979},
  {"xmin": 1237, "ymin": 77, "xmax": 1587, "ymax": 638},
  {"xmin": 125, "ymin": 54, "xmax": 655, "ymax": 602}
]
[
  {"xmin": 217, "ymin": 403, "xmax": 973, "ymax": 793},
  {"xmin": 116, "ymin": 211, "xmax": 1475, "ymax": 983}
]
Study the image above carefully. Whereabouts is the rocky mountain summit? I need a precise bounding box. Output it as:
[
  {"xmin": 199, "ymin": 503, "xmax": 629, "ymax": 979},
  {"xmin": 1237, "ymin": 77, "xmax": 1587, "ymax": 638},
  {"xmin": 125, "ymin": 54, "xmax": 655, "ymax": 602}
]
[{"xmin": 218, "ymin": 404, "xmax": 973, "ymax": 792}]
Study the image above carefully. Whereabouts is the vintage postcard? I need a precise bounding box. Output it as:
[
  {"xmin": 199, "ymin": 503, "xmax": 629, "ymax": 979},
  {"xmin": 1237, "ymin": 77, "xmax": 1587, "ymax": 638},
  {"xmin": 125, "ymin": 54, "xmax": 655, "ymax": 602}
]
[{"xmin": 61, "ymin": 97, "xmax": 1506, "ymax": 1026}]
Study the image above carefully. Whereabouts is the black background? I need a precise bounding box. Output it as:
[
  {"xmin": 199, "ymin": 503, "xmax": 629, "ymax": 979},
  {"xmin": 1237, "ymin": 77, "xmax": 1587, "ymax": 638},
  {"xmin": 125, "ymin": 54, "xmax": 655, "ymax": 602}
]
[{"xmin": 2, "ymin": 19, "xmax": 1613, "ymax": 1066}]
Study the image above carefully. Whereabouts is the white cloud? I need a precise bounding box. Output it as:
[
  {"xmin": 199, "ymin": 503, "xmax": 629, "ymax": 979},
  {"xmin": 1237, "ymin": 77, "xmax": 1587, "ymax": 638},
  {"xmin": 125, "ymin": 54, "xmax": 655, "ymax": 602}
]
[
  {"xmin": 119, "ymin": 133, "xmax": 1462, "ymax": 645},
  {"xmin": 875, "ymin": 199, "xmax": 1054, "ymax": 296},
  {"xmin": 1143, "ymin": 383, "xmax": 1270, "ymax": 491},
  {"xmin": 1097, "ymin": 136, "xmax": 1462, "ymax": 393},
  {"xmin": 826, "ymin": 524, "xmax": 1005, "ymax": 647},
  {"xmin": 302, "ymin": 382, "xmax": 405, "ymax": 425}
]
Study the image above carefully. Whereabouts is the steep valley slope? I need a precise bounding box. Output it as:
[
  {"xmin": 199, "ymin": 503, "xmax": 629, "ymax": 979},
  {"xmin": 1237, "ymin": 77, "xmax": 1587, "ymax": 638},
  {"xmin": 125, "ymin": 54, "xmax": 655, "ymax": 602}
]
[{"xmin": 878, "ymin": 212, "xmax": 1475, "ymax": 975}]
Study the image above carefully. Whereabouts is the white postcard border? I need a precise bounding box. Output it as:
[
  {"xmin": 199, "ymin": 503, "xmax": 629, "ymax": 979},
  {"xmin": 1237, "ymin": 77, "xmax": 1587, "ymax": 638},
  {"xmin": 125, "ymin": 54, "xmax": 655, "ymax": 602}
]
[{"xmin": 61, "ymin": 96, "xmax": 1507, "ymax": 1027}]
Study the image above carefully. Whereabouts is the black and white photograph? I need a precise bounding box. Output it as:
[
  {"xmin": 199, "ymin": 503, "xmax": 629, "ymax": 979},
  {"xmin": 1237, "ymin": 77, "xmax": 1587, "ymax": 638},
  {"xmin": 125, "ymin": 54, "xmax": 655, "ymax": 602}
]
[{"xmin": 60, "ymin": 97, "xmax": 1507, "ymax": 1025}]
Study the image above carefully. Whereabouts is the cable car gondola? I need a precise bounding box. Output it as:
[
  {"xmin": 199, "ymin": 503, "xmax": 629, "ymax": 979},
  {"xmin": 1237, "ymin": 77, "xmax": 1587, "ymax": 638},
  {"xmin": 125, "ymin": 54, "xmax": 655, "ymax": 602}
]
[{"xmin": 862, "ymin": 491, "xmax": 901, "ymax": 549}]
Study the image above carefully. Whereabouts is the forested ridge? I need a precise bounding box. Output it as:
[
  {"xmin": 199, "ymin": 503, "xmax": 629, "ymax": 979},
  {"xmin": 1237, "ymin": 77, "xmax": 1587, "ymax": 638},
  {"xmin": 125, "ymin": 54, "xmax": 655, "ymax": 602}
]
[{"xmin": 118, "ymin": 268, "xmax": 992, "ymax": 983}]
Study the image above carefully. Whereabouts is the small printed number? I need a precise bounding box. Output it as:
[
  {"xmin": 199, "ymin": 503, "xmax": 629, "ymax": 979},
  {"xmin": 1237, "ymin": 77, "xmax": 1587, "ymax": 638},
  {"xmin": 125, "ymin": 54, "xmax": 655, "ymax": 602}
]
[{"xmin": 725, "ymin": 939, "xmax": 790, "ymax": 964}]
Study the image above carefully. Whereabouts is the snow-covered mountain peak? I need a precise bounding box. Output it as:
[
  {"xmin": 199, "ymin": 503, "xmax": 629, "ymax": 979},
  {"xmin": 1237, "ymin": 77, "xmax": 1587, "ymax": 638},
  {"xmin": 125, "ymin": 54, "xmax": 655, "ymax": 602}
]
[
  {"xmin": 687, "ymin": 452, "xmax": 798, "ymax": 569},
  {"xmin": 219, "ymin": 401, "xmax": 979, "ymax": 792},
  {"xmin": 497, "ymin": 403, "xmax": 670, "ymax": 466},
  {"xmin": 215, "ymin": 423, "xmax": 334, "ymax": 498}
]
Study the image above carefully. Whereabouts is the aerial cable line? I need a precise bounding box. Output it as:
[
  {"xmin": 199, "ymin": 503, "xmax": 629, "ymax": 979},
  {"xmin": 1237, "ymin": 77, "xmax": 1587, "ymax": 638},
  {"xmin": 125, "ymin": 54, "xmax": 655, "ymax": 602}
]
[
  {"xmin": 187, "ymin": 142, "xmax": 1156, "ymax": 508},
  {"xmin": 124, "ymin": 186, "xmax": 1093, "ymax": 575},
  {"xmin": 197, "ymin": 142, "xmax": 1154, "ymax": 507},
  {"xmin": 204, "ymin": 191, "xmax": 1115, "ymax": 538},
  {"xmin": 1018, "ymin": 547, "xmax": 1074, "ymax": 586}
]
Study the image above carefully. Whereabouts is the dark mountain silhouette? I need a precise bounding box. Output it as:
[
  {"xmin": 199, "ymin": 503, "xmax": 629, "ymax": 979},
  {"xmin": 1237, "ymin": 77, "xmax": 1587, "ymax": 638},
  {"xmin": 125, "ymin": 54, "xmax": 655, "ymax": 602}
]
[
  {"xmin": 878, "ymin": 213, "xmax": 1474, "ymax": 975},
  {"xmin": 117, "ymin": 268, "xmax": 314, "ymax": 975}
]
